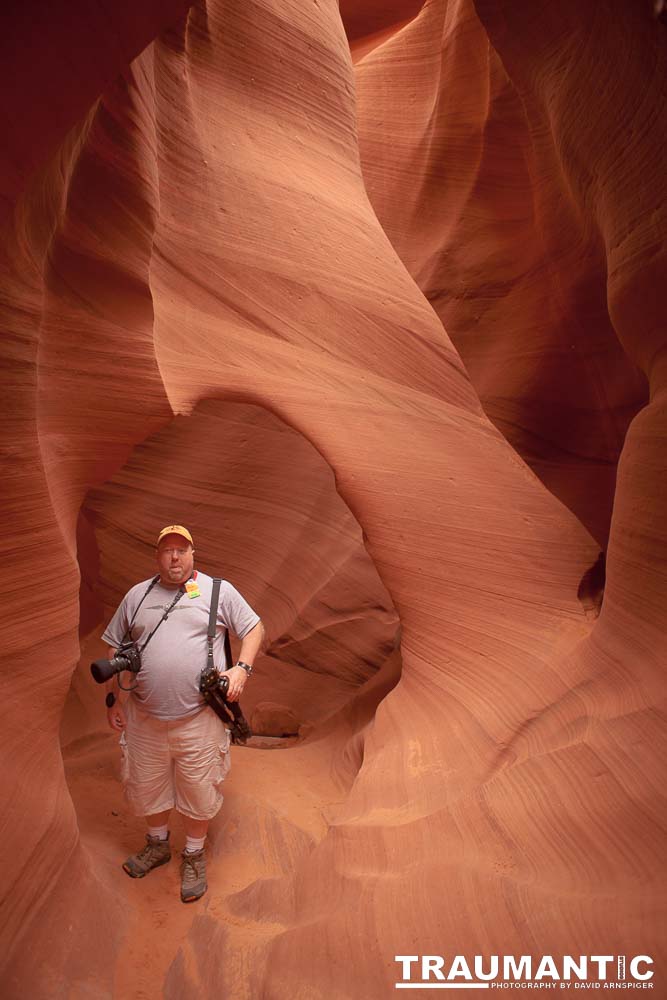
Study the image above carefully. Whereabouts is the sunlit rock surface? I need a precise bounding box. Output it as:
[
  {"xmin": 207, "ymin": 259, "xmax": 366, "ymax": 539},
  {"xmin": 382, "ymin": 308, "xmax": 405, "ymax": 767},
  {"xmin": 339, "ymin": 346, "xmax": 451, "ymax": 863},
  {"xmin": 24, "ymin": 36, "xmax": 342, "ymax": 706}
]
[{"xmin": 1, "ymin": 0, "xmax": 665, "ymax": 996}]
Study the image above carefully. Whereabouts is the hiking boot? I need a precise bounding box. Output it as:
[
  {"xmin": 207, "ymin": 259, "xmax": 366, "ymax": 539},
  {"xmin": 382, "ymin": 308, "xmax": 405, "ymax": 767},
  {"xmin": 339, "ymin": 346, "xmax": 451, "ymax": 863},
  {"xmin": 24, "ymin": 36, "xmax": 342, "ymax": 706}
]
[
  {"xmin": 123, "ymin": 833, "xmax": 171, "ymax": 878},
  {"xmin": 180, "ymin": 848, "xmax": 207, "ymax": 902}
]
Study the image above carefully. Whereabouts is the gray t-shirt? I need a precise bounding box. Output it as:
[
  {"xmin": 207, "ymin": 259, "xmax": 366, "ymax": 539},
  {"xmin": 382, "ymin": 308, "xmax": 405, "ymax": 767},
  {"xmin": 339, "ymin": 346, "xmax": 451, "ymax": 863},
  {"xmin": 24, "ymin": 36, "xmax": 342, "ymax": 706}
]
[{"xmin": 102, "ymin": 570, "xmax": 260, "ymax": 721}]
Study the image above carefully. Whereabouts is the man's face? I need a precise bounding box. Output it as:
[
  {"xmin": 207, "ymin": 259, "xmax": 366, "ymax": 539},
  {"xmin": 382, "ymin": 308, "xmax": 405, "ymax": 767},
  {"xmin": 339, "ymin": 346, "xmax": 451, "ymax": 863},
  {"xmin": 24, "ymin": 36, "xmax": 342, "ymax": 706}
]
[{"xmin": 156, "ymin": 534, "xmax": 195, "ymax": 586}]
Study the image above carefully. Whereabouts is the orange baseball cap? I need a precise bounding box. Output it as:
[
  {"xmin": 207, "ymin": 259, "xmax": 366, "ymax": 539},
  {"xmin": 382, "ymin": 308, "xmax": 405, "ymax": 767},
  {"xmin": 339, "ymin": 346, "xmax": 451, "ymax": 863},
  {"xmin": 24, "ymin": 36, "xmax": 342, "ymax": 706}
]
[{"xmin": 157, "ymin": 524, "xmax": 194, "ymax": 546}]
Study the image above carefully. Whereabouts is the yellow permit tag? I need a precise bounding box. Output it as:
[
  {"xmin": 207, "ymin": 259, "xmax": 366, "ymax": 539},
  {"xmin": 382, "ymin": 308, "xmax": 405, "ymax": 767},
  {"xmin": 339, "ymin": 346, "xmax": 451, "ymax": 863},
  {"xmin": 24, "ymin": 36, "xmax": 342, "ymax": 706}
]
[{"xmin": 185, "ymin": 581, "xmax": 200, "ymax": 599}]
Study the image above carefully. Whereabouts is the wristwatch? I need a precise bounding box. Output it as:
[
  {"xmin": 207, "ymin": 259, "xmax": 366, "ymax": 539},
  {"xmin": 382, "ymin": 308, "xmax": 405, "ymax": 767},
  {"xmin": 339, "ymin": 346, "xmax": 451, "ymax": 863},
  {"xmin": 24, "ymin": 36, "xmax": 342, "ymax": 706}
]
[
  {"xmin": 235, "ymin": 661, "xmax": 253, "ymax": 676},
  {"xmin": 105, "ymin": 692, "xmax": 116, "ymax": 708}
]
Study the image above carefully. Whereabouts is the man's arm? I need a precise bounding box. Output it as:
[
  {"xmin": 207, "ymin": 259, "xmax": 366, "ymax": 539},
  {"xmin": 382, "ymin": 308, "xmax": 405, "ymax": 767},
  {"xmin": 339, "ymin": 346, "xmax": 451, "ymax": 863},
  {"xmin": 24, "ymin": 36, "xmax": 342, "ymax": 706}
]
[
  {"xmin": 105, "ymin": 646, "xmax": 127, "ymax": 731},
  {"xmin": 238, "ymin": 619, "xmax": 264, "ymax": 665},
  {"xmin": 225, "ymin": 620, "xmax": 265, "ymax": 702},
  {"xmin": 101, "ymin": 588, "xmax": 137, "ymax": 729}
]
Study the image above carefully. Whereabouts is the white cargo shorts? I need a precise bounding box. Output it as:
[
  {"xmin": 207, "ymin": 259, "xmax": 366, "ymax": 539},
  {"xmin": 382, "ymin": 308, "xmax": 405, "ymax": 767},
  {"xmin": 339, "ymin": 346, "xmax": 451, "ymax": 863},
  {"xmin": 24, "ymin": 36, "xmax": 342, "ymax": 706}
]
[{"xmin": 119, "ymin": 698, "xmax": 231, "ymax": 820}]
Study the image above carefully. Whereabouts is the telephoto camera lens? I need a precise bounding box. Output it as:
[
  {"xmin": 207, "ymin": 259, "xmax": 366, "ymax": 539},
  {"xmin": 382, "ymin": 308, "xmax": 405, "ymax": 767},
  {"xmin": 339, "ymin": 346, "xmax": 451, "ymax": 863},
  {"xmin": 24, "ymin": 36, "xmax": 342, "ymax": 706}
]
[{"xmin": 90, "ymin": 643, "xmax": 142, "ymax": 683}]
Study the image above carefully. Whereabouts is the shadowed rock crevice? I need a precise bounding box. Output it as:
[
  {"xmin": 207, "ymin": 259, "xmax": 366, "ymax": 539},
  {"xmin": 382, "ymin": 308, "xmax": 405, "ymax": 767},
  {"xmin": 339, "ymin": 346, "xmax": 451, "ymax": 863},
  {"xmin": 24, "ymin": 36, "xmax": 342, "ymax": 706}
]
[{"xmin": 352, "ymin": 0, "xmax": 650, "ymax": 550}]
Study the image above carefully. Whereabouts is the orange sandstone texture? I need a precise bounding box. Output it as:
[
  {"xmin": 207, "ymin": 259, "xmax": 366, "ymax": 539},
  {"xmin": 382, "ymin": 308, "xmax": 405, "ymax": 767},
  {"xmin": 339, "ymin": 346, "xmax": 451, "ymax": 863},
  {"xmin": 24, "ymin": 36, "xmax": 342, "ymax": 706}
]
[
  {"xmin": 0, "ymin": 0, "xmax": 665, "ymax": 997},
  {"xmin": 0, "ymin": 0, "xmax": 191, "ymax": 219},
  {"xmin": 354, "ymin": 0, "xmax": 649, "ymax": 548}
]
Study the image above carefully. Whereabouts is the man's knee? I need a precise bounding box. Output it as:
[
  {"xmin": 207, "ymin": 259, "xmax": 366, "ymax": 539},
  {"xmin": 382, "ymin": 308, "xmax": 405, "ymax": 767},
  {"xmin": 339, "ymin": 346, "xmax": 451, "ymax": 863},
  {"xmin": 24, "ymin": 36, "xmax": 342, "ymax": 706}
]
[{"xmin": 174, "ymin": 738, "xmax": 231, "ymax": 818}]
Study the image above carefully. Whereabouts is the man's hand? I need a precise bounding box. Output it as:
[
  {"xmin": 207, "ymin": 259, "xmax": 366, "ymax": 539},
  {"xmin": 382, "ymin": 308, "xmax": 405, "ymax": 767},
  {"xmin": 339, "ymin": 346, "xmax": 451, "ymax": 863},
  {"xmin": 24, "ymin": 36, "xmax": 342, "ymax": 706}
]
[
  {"xmin": 222, "ymin": 665, "xmax": 248, "ymax": 702},
  {"xmin": 107, "ymin": 703, "xmax": 127, "ymax": 731}
]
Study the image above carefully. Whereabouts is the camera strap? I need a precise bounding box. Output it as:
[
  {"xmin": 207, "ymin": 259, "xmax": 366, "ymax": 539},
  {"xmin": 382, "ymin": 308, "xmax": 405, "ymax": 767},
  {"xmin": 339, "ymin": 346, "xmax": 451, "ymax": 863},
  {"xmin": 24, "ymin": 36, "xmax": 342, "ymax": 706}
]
[
  {"xmin": 123, "ymin": 574, "xmax": 160, "ymax": 640},
  {"xmin": 207, "ymin": 577, "xmax": 233, "ymax": 670},
  {"xmin": 204, "ymin": 577, "xmax": 250, "ymax": 743},
  {"xmin": 137, "ymin": 580, "xmax": 188, "ymax": 652}
]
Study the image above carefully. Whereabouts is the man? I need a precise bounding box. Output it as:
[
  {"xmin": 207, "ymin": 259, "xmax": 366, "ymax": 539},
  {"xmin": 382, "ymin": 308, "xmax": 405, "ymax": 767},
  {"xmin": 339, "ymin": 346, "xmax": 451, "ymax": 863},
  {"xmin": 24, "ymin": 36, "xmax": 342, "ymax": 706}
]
[{"xmin": 102, "ymin": 524, "xmax": 264, "ymax": 902}]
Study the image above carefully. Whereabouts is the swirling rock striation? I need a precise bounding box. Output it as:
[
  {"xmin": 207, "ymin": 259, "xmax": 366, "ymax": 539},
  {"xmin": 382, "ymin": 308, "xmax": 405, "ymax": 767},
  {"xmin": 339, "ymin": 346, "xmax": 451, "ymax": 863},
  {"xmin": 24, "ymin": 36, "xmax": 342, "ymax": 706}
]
[{"xmin": 0, "ymin": 0, "xmax": 665, "ymax": 996}]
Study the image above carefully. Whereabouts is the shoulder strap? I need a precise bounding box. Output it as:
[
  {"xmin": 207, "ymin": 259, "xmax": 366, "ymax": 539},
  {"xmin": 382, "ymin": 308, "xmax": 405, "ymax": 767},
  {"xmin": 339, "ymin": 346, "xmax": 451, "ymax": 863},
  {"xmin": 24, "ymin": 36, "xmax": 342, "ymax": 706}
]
[
  {"xmin": 138, "ymin": 582, "xmax": 186, "ymax": 651},
  {"xmin": 123, "ymin": 574, "xmax": 160, "ymax": 640},
  {"xmin": 207, "ymin": 578, "xmax": 233, "ymax": 670}
]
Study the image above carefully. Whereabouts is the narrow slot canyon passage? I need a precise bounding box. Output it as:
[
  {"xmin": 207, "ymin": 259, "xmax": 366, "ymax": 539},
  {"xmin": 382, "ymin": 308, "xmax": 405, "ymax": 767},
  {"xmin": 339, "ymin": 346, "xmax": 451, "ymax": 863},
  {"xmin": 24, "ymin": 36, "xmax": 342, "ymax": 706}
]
[
  {"xmin": 2, "ymin": 0, "xmax": 666, "ymax": 995},
  {"xmin": 61, "ymin": 400, "xmax": 401, "ymax": 994}
]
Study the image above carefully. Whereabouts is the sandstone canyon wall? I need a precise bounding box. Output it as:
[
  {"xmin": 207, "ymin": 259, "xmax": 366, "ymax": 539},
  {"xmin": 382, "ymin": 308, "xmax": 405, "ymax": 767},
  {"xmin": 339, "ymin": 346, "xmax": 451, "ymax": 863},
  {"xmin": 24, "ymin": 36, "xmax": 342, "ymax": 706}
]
[{"xmin": 1, "ymin": 0, "xmax": 665, "ymax": 997}]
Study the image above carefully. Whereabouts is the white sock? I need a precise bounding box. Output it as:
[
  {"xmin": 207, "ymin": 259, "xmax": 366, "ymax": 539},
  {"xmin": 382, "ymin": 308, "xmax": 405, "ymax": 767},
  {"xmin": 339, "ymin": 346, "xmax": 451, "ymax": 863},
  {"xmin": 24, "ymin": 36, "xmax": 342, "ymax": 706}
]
[
  {"xmin": 185, "ymin": 835, "xmax": 206, "ymax": 854},
  {"xmin": 147, "ymin": 824, "xmax": 169, "ymax": 841}
]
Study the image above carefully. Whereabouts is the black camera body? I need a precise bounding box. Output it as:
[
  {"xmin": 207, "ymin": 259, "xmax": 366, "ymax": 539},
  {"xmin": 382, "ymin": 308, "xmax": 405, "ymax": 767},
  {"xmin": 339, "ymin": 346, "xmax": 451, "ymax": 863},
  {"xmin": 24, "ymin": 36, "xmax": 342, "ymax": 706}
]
[
  {"xmin": 90, "ymin": 641, "xmax": 142, "ymax": 684},
  {"xmin": 199, "ymin": 667, "xmax": 250, "ymax": 744},
  {"xmin": 199, "ymin": 665, "xmax": 230, "ymax": 697}
]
